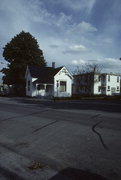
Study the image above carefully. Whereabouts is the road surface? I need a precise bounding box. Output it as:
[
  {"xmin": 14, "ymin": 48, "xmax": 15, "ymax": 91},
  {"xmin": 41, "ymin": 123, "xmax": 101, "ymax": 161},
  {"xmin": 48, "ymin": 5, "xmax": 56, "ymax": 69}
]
[{"xmin": 0, "ymin": 97, "xmax": 121, "ymax": 180}]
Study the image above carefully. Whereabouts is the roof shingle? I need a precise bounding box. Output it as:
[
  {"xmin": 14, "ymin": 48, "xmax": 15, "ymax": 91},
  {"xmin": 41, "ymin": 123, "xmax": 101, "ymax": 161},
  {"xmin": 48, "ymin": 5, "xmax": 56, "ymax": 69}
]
[{"xmin": 28, "ymin": 65, "xmax": 63, "ymax": 84}]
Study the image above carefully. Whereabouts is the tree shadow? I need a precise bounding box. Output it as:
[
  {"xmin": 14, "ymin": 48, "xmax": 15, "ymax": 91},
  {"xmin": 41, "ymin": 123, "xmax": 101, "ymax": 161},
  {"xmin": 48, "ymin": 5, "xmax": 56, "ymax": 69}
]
[
  {"xmin": 49, "ymin": 167, "xmax": 109, "ymax": 180},
  {"xmin": 9, "ymin": 97, "xmax": 121, "ymax": 113}
]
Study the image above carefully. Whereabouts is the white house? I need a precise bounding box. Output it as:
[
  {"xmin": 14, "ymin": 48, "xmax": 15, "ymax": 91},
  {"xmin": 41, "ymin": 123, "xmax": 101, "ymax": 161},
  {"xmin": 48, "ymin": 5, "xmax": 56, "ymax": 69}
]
[
  {"xmin": 25, "ymin": 64, "xmax": 73, "ymax": 97},
  {"xmin": 73, "ymin": 72, "xmax": 121, "ymax": 95}
]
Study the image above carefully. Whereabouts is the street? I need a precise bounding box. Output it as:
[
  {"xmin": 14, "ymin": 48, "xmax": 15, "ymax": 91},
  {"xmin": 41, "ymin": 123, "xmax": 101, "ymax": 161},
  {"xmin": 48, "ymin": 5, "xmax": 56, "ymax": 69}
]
[{"xmin": 0, "ymin": 97, "xmax": 121, "ymax": 180}]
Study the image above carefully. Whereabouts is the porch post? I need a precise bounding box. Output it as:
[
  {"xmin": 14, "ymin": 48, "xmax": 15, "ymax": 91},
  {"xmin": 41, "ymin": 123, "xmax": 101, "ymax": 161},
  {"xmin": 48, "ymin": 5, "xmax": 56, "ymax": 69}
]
[
  {"xmin": 57, "ymin": 80, "xmax": 59, "ymax": 97},
  {"xmin": 36, "ymin": 84, "xmax": 38, "ymax": 96},
  {"xmin": 44, "ymin": 84, "xmax": 47, "ymax": 96}
]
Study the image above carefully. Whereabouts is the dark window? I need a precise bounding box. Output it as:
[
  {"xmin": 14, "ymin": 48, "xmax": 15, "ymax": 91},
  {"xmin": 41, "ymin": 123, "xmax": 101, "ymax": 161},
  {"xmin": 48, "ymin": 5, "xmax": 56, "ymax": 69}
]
[
  {"xmin": 117, "ymin": 76, "xmax": 119, "ymax": 82},
  {"xmin": 60, "ymin": 81, "xmax": 66, "ymax": 92},
  {"xmin": 108, "ymin": 75, "xmax": 110, "ymax": 82},
  {"xmin": 98, "ymin": 86, "xmax": 101, "ymax": 92},
  {"xmin": 28, "ymin": 80, "xmax": 30, "ymax": 91},
  {"xmin": 117, "ymin": 86, "xmax": 119, "ymax": 91},
  {"xmin": 107, "ymin": 86, "xmax": 110, "ymax": 91},
  {"xmin": 98, "ymin": 76, "xmax": 101, "ymax": 81},
  {"xmin": 37, "ymin": 85, "xmax": 44, "ymax": 90}
]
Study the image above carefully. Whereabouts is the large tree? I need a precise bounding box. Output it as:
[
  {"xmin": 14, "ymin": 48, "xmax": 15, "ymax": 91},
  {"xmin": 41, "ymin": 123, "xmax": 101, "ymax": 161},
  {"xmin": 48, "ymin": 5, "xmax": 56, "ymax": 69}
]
[{"xmin": 2, "ymin": 31, "xmax": 46, "ymax": 95}]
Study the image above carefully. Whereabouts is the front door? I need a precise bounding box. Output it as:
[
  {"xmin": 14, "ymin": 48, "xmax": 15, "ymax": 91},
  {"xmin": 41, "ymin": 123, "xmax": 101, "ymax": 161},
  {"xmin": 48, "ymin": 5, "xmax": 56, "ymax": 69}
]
[{"xmin": 111, "ymin": 87, "xmax": 116, "ymax": 95}]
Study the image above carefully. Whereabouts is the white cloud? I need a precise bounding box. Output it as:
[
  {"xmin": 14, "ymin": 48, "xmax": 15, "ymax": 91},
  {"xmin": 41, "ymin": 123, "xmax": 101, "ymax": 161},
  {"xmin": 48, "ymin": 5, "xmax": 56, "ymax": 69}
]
[
  {"xmin": 104, "ymin": 58, "xmax": 118, "ymax": 62},
  {"xmin": 29, "ymin": 5, "xmax": 54, "ymax": 25},
  {"xmin": 71, "ymin": 58, "xmax": 121, "ymax": 73},
  {"xmin": 64, "ymin": 44, "xmax": 88, "ymax": 54},
  {"xmin": 26, "ymin": 3, "xmax": 72, "ymax": 29},
  {"xmin": 55, "ymin": 12, "xmax": 72, "ymax": 27},
  {"xmin": 70, "ymin": 21, "xmax": 97, "ymax": 35},
  {"xmin": 56, "ymin": 0, "xmax": 96, "ymax": 14},
  {"xmin": 101, "ymin": 58, "xmax": 121, "ymax": 73},
  {"xmin": 72, "ymin": 59, "xmax": 86, "ymax": 65}
]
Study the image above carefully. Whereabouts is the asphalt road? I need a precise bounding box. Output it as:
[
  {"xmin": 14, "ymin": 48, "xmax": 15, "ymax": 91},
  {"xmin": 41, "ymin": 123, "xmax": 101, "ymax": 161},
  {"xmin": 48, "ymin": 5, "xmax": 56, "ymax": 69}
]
[{"xmin": 0, "ymin": 97, "xmax": 121, "ymax": 180}]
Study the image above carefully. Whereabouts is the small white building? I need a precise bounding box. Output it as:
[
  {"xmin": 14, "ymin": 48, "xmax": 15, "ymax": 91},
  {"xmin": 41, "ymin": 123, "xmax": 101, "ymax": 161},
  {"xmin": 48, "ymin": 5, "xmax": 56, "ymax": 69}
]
[
  {"xmin": 25, "ymin": 64, "xmax": 73, "ymax": 97},
  {"xmin": 73, "ymin": 72, "xmax": 121, "ymax": 95}
]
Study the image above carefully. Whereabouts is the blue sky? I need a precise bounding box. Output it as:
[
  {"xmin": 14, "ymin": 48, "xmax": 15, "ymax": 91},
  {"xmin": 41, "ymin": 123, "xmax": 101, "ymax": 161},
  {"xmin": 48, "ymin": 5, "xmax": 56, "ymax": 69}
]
[{"xmin": 0, "ymin": 0, "xmax": 121, "ymax": 75}]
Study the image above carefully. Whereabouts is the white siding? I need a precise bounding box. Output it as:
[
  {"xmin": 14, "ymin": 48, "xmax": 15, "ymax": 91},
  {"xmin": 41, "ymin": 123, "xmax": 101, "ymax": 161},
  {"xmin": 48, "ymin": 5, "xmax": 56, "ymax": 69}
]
[
  {"xmin": 106, "ymin": 75, "xmax": 120, "ymax": 95},
  {"xmin": 94, "ymin": 74, "xmax": 120, "ymax": 95},
  {"xmin": 25, "ymin": 67, "xmax": 37, "ymax": 97},
  {"xmin": 54, "ymin": 67, "xmax": 73, "ymax": 97},
  {"xmin": 93, "ymin": 74, "xmax": 102, "ymax": 94},
  {"xmin": 26, "ymin": 70, "xmax": 32, "ymax": 96},
  {"xmin": 73, "ymin": 73, "xmax": 120, "ymax": 96},
  {"xmin": 31, "ymin": 78, "xmax": 37, "ymax": 97}
]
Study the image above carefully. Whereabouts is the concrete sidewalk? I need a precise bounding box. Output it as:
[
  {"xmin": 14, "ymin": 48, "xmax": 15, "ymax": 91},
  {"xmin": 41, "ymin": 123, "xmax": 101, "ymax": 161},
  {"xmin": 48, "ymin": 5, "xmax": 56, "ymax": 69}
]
[{"xmin": 0, "ymin": 145, "xmax": 57, "ymax": 180}]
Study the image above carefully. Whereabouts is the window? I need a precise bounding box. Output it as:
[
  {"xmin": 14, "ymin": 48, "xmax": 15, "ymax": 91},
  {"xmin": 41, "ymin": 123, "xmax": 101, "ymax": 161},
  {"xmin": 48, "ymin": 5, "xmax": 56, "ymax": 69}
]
[
  {"xmin": 28, "ymin": 80, "xmax": 30, "ymax": 91},
  {"xmin": 107, "ymin": 86, "xmax": 110, "ymax": 91},
  {"xmin": 117, "ymin": 86, "xmax": 119, "ymax": 91},
  {"xmin": 37, "ymin": 85, "xmax": 44, "ymax": 90},
  {"xmin": 60, "ymin": 81, "xmax": 66, "ymax": 92},
  {"xmin": 117, "ymin": 76, "xmax": 119, "ymax": 82},
  {"xmin": 98, "ymin": 86, "xmax": 101, "ymax": 92},
  {"xmin": 46, "ymin": 85, "xmax": 50, "ymax": 92},
  {"xmin": 98, "ymin": 76, "xmax": 101, "ymax": 81},
  {"xmin": 108, "ymin": 75, "xmax": 110, "ymax": 82}
]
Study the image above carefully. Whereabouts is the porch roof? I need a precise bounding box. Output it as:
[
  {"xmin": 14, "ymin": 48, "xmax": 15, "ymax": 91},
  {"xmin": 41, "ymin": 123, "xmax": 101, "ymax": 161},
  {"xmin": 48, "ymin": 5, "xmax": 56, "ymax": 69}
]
[{"xmin": 33, "ymin": 78, "xmax": 54, "ymax": 84}]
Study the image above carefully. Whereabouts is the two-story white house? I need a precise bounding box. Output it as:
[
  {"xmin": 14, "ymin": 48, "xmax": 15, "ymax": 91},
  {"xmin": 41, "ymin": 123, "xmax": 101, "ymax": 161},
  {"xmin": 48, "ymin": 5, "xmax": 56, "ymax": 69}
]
[
  {"xmin": 25, "ymin": 64, "xmax": 73, "ymax": 97},
  {"xmin": 73, "ymin": 72, "xmax": 120, "ymax": 95}
]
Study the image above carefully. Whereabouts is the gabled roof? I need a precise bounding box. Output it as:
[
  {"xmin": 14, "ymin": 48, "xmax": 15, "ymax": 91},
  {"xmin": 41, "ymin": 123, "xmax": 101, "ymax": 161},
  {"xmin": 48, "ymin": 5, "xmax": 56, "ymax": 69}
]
[{"xmin": 28, "ymin": 65, "xmax": 63, "ymax": 84}]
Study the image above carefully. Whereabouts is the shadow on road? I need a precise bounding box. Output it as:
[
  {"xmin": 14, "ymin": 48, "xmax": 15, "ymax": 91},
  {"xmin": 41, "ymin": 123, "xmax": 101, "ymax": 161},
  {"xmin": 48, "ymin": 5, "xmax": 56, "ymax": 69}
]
[
  {"xmin": 13, "ymin": 98, "xmax": 121, "ymax": 113},
  {"xmin": 49, "ymin": 167, "xmax": 109, "ymax": 180}
]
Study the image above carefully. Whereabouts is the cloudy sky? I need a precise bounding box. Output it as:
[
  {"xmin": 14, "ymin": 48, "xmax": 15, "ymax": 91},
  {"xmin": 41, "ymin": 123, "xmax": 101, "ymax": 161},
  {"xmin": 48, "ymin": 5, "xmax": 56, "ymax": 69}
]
[{"xmin": 0, "ymin": 0, "xmax": 121, "ymax": 75}]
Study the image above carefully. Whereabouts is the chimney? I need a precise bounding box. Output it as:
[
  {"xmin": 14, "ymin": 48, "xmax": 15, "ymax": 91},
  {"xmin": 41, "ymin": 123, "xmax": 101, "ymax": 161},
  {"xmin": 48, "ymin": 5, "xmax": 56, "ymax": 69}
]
[{"xmin": 52, "ymin": 62, "xmax": 55, "ymax": 68}]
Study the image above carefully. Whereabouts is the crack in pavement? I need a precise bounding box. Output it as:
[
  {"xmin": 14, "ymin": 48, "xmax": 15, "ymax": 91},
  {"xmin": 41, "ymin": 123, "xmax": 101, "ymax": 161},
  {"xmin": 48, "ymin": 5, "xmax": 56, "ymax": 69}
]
[
  {"xmin": 92, "ymin": 121, "xmax": 109, "ymax": 151},
  {"xmin": 92, "ymin": 114, "xmax": 101, "ymax": 118},
  {"xmin": 0, "ymin": 109, "xmax": 50, "ymax": 123},
  {"xmin": 32, "ymin": 120, "xmax": 58, "ymax": 133}
]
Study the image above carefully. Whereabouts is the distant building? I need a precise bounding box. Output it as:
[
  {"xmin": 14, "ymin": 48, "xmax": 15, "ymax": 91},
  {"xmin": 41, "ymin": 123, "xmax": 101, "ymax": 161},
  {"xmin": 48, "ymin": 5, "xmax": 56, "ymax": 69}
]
[
  {"xmin": 73, "ymin": 72, "xmax": 121, "ymax": 95},
  {"xmin": 0, "ymin": 83, "xmax": 3, "ymax": 94},
  {"xmin": 25, "ymin": 64, "xmax": 73, "ymax": 97}
]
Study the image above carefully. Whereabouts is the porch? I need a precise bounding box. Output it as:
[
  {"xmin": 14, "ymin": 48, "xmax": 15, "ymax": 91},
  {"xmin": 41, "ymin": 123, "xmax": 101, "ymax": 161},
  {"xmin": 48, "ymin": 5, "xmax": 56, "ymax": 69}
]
[{"xmin": 33, "ymin": 83, "xmax": 54, "ymax": 97}]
